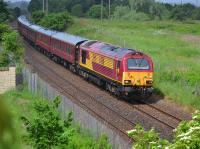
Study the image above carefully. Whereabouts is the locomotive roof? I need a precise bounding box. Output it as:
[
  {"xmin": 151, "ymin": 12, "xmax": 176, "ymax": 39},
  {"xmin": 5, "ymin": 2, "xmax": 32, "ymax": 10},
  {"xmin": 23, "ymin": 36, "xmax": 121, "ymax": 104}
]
[
  {"xmin": 52, "ymin": 32, "xmax": 87, "ymax": 45},
  {"xmin": 81, "ymin": 41, "xmax": 140, "ymax": 60},
  {"xmin": 18, "ymin": 16, "xmax": 32, "ymax": 27}
]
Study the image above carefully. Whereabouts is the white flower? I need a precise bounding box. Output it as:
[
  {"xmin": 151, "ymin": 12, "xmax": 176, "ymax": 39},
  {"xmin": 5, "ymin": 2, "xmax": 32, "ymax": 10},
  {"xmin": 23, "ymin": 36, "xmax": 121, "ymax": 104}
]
[{"xmin": 127, "ymin": 129, "xmax": 137, "ymax": 134}]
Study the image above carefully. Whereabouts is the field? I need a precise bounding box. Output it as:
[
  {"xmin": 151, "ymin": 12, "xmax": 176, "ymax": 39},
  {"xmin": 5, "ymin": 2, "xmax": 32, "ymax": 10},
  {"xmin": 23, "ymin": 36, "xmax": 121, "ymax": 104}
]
[{"xmin": 67, "ymin": 19, "xmax": 200, "ymax": 110}]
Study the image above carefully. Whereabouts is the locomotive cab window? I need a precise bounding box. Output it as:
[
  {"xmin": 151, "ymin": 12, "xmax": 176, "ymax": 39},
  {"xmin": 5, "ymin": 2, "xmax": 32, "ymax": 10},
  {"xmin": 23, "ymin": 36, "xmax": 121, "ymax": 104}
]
[
  {"xmin": 127, "ymin": 58, "xmax": 149, "ymax": 70},
  {"xmin": 82, "ymin": 50, "xmax": 87, "ymax": 64}
]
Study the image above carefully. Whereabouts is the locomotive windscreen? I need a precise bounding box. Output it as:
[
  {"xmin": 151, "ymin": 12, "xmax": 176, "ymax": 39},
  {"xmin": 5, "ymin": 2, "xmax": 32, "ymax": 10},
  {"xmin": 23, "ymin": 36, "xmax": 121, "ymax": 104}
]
[{"xmin": 127, "ymin": 58, "xmax": 149, "ymax": 70}]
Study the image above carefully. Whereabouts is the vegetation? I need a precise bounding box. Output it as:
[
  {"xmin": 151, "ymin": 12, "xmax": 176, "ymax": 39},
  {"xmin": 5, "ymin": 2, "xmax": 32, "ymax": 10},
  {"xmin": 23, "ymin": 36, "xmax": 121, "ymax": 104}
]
[
  {"xmin": 0, "ymin": 1, "xmax": 10, "ymax": 22},
  {"xmin": 28, "ymin": 0, "xmax": 200, "ymax": 21},
  {"xmin": 128, "ymin": 110, "xmax": 200, "ymax": 149},
  {"xmin": 67, "ymin": 18, "xmax": 200, "ymax": 109},
  {"xmin": 0, "ymin": 96, "xmax": 18, "ymax": 149},
  {"xmin": 0, "ymin": 1, "xmax": 24, "ymax": 67},
  {"xmin": 71, "ymin": 4, "xmax": 83, "ymax": 17},
  {"xmin": 1, "ymin": 88, "xmax": 112, "ymax": 149},
  {"xmin": 32, "ymin": 12, "xmax": 73, "ymax": 31},
  {"xmin": 88, "ymin": 5, "xmax": 107, "ymax": 18}
]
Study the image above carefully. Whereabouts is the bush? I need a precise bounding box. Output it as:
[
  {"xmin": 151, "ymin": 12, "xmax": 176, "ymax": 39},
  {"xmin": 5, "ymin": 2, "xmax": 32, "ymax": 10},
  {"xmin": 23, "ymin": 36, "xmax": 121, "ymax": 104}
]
[
  {"xmin": 0, "ymin": 31, "xmax": 23, "ymax": 67},
  {"xmin": 71, "ymin": 4, "xmax": 83, "ymax": 17},
  {"xmin": 38, "ymin": 12, "xmax": 73, "ymax": 31},
  {"xmin": 32, "ymin": 11, "xmax": 45, "ymax": 23},
  {"xmin": 0, "ymin": 24, "xmax": 12, "ymax": 41},
  {"xmin": 88, "ymin": 5, "xmax": 107, "ymax": 18},
  {"xmin": 22, "ymin": 96, "xmax": 73, "ymax": 149},
  {"xmin": 170, "ymin": 4, "xmax": 195, "ymax": 21},
  {"xmin": 112, "ymin": 6, "xmax": 130, "ymax": 19},
  {"xmin": 122, "ymin": 11, "xmax": 150, "ymax": 21},
  {"xmin": 128, "ymin": 111, "xmax": 200, "ymax": 149},
  {"xmin": 192, "ymin": 8, "xmax": 200, "ymax": 20}
]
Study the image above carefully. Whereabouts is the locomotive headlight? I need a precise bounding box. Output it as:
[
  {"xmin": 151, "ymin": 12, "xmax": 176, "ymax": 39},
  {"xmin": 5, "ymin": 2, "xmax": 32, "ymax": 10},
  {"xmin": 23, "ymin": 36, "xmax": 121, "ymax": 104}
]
[
  {"xmin": 146, "ymin": 80, "xmax": 153, "ymax": 85},
  {"xmin": 124, "ymin": 80, "xmax": 131, "ymax": 84}
]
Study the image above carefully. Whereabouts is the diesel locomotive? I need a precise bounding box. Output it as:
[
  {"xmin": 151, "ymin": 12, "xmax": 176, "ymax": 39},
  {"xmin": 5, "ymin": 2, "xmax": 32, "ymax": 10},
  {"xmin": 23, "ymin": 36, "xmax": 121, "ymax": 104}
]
[{"xmin": 18, "ymin": 16, "xmax": 153, "ymax": 96}]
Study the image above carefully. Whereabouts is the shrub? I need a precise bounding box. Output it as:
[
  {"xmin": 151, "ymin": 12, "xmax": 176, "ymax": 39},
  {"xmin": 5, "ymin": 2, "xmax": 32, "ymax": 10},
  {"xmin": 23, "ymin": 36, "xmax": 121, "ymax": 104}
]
[
  {"xmin": 192, "ymin": 8, "xmax": 200, "ymax": 20},
  {"xmin": 0, "ymin": 24, "xmax": 12, "ymax": 41},
  {"xmin": 88, "ymin": 5, "xmax": 107, "ymax": 18},
  {"xmin": 122, "ymin": 11, "xmax": 150, "ymax": 21},
  {"xmin": 0, "ymin": 31, "xmax": 23, "ymax": 67},
  {"xmin": 71, "ymin": 4, "xmax": 83, "ymax": 17},
  {"xmin": 112, "ymin": 6, "xmax": 130, "ymax": 19},
  {"xmin": 128, "ymin": 111, "xmax": 200, "ymax": 149},
  {"xmin": 22, "ymin": 96, "xmax": 73, "ymax": 149},
  {"xmin": 32, "ymin": 11, "xmax": 45, "ymax": 23},
  {"xmin": 38, "ymin": 12, "xmax": 73, "ymax": 31}
]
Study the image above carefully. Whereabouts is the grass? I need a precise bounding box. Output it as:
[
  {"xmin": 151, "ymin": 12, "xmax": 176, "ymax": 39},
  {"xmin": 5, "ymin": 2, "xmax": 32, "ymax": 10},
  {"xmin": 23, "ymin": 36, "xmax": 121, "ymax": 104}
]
[{"xmin": 67, "ymin": 18, "xmax": 200, "ymax": 110}]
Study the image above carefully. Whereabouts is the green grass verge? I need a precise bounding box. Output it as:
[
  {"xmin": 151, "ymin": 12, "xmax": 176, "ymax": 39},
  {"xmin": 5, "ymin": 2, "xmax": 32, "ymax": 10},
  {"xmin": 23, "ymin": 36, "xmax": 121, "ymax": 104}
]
[
  {"xmin": 67, "ymin": 18, "xmax": 200, "ymax": 110},
  {"xmin": 1, "ymin": 88, "xmax": 111, "ymax": 149}
]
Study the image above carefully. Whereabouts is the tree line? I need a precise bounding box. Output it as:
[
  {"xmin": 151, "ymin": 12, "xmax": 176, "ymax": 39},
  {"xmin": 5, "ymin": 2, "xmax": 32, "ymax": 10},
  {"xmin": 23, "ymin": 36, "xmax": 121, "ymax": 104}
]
[
  {"xmin": 0, "ymin": 1, "xmax": 23, "ymax": 67},
  {"xmin": 28, "ymin": 0, "xmax": 200, "ymax": 21}
]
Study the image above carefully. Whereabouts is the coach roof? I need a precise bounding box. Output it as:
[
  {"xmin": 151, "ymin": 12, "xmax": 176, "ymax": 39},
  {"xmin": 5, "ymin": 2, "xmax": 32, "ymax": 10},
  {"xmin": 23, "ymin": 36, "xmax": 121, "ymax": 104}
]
[
  {"xmin": 52, "ymin": 32, "xmax": 87, "ymax": 45},
  {"xmin": 18, "ymin": 16, "xmax": 32, "ymax": 27}
]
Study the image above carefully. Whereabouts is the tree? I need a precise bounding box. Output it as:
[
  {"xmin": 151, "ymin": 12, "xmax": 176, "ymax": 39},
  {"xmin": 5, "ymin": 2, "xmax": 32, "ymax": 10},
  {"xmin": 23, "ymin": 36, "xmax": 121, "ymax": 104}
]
[
  {"xmin": 112, "ymin": 6, "xmax": 130, "ymax": 19},
  {"xmin": 192, "ymin": 8, "xmax": 200, "ymax": 20},
  {"xmin": 38, "ymin": 12, "xmax": 73, "ymax": 31},
  {"xmin": 0, "ymin": 1, "xmax": 10, "ymax": 22},
  {"xmin": 22, "ymin": 97, "xmax": 73, "ymax": 149},
  {"xmin": 0, "ymin": 24, "xmax": 11, "ymax": 42},
  {"xmin": 28, "ymin": 0, "xmax": 42, "ymax": 13},
  {"xmin": 170, "ymin": 3, "xmax": 195, "ymax": 21},
  {"xmin": 32, "ymin": 11, "xmax": 45, "ymax": 23},
  {"xmin": 88, "ymin": 4, "xmax": 107, "ymax": 18},
  {"xmin": 149, "ymin": 2, "xmax": 166, "ymax": 20},
  {"xmin": 13, "ymin": 7, "xmax": 21, "ymax": 18},
  {"xmin": 0, "ymin": 31, "xmax": 23, "ymax": 66},
  {"xmin": 129, "ymin": 0, "xmax": 154, "ymax": 13},
  {"xmin": 71, "ymin": 4, "xmax": 83, "ymax": 17}
]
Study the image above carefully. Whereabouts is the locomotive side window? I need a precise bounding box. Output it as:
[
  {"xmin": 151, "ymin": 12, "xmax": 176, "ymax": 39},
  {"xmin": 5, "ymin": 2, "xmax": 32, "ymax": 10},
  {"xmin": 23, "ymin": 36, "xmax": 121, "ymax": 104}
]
[
  {"xmin": 127, "ymin": 58, "xmax": 149, "ymax": 70},
  {"xmin": 82, "ymin": 50, "xmax": 87, "ymax": 64}
]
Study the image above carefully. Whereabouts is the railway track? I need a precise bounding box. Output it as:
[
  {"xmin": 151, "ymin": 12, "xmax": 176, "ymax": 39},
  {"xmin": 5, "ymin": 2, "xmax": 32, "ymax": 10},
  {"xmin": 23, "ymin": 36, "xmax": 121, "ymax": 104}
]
[
  {"xmin": 130, "ymin": 100, "xmax": 182, "ymax": 129},
  {"xmin": 23, "ymin": 38, "xmax": 191, "ymax": 140},
  {"xmin": 24, "ymin": 40, "xmax": 135, "ymax": 142}
]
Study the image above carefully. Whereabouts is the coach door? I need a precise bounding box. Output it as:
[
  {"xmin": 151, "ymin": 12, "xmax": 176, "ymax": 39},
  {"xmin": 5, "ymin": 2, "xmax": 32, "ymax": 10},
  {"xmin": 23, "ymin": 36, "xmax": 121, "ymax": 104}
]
[{"xmin": 75, "ymin": 46, "xmax": 79, "ymax": 64}]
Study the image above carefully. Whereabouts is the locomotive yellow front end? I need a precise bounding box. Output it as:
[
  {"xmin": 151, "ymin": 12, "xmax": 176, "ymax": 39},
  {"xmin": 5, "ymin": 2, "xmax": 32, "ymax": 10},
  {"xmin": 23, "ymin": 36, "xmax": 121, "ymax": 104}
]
[{"xmin": 121, "ymin": 52, "xmax": 153, "ymax": 95}]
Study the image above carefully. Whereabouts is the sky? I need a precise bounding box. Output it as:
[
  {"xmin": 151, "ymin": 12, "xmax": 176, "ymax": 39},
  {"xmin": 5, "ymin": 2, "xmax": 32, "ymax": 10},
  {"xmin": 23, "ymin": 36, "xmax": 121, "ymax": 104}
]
[{"xmin": 5, "ymin": 0, "xmax": 200, "ymax": 6}]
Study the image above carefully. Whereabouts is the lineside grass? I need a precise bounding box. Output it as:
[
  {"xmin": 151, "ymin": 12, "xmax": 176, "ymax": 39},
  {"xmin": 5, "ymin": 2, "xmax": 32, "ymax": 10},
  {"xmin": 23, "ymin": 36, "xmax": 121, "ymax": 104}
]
[{"xmin": 67, "ymin": 19, "xmax": 200, "ymax": 110}]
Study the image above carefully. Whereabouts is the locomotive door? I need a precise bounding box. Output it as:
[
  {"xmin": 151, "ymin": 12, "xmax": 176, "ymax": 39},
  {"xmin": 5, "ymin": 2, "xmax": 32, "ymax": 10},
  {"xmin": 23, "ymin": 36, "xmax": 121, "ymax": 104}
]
[{"xmin": 116, "ymin": 61, "xmax": 120, "ymax": 80}]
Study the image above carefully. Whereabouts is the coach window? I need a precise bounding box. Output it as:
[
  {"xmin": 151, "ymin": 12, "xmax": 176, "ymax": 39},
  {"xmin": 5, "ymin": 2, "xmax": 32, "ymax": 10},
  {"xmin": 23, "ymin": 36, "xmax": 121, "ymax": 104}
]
[
  {"xmin": 66, "ymin": 46, "xmax": 70, "ymax": 54},
  {"xmin": 82, "ymin": 50, "xmax": 87, "ymax": 64}
]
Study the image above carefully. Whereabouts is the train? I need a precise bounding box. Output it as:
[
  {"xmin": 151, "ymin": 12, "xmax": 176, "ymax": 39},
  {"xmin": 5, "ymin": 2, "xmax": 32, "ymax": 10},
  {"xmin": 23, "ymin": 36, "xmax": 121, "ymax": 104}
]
[{"xmin": 18, "ymin": 16, "xmax": 154, "ymax": 96}]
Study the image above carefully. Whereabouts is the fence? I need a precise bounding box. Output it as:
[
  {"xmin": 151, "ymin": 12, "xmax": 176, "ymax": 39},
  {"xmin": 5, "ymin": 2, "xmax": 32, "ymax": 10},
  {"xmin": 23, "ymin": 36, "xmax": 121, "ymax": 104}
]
[
  {"xmin": 0, "ymin": 66, "xmax": 16, "ymax": 94},
  {"xmin": 22, "ymin": 66, "xmax": 132, "ymax": 149}
]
